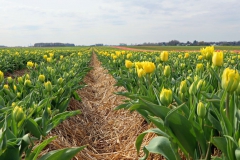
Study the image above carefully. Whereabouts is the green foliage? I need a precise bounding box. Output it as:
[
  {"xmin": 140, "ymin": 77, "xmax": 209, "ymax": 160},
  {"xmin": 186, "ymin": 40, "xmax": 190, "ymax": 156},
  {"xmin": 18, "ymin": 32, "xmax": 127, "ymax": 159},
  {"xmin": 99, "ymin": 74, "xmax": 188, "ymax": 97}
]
[
  {"xmin": 96, "ymin": 47, "xmax": 240, "ymax": 159},
  {"xmin": 0, "ymin": 48, "xmax": 91, "ymax": 160}
]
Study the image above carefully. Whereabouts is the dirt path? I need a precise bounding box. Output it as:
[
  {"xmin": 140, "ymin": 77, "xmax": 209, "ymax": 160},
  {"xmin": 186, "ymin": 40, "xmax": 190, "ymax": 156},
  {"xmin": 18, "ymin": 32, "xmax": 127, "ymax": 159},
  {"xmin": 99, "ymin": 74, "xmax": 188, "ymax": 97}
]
[{"xmin": 46, "ymin": 53, "xmax": 154, "ymax": 159}]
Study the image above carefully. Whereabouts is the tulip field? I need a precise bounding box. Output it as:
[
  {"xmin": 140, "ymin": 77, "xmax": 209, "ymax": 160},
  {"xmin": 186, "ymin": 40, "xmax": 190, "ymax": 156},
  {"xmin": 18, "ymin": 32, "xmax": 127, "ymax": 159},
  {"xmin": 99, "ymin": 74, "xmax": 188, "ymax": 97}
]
[
  {"xmin": 96, "ymin": 46, "xmax": 240, "ymax": 160},
  {"xmin": 1, "ymin": 46, "xmax": 240, "ymax": 159},
  {"xmin": 0, "ymin": 48, "xmax": 91, "ymax": 159}
]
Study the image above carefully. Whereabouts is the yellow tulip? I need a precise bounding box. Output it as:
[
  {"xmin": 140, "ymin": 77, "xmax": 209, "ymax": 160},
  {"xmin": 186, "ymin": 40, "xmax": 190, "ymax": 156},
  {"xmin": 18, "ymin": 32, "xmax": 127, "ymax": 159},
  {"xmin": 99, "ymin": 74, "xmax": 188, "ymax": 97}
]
[
  {"xmin": 198, "ymin": 55, "xmax": 203, "ymax": 60},
  {"xmin": 7, "ymin": 77, "xmax": 13, "ymax": 84},
  {"xmin": 125, "ymin": 60, "xmax": 133, "ymax": 69},
  {"xmin": 126, "ymin": 53, "xmax": 132, "ymax": 59},
  {"xmin": 27, "ymin": 61, "xmax": 34, "ymax": 68},
  {"xmin": 142, "ymin": 61, "xmax": 156, "ymax": 74},
  {"xmin": 17, "ymin": 77, "xmax": 23, "ymax": 84},
  {"xmin": 44, "ymin": 81, "xmax": 52, "ymax": 92},
  {"xmin": 38, "ymin": 74, "xmax": 45, "ymax": 82},
  {"xmin": 197, "ymin": 79, "xmax": 206, "ymax": 91},
  {"xmin": 184, "ymin": 53, "xmax": 189, "ymax": 58},
  {"xmin": 160, "ymin": 88, "xmax": 172, "ymax": 106},
  {"xmin": 47, "ymin": 57, "xmax": 52, "ymax": 62},
  {"xmin": 3, "ymin": 84, "xmax": 9, "ymax": 89},
  {"xmin": 164, "ymin": 65, "xmax": 171, "ymax": 77},
  {"xmin": 201, "ymin": 46, "xmax": 214, "ymax": 60},
  {"xmin": 135, "ymin": 62, "xmax": 143, "ymax": 69},
  {"xmin": 13, "ymin": 85, "xmax": 17, "ymax": 91},
  {"xmin": 180, "ymin": 80, "xmax": 187, "ymax": 93},
  {"xmin": 196, "ymin": 63, "xmax": 203, "ymax": 72},
  {"xmin": 13, "ymin": 106, "xmax": 25, "ymax": 123},
  {"xmin": 24, "ymin": 80, "xmax": 32, "ymax": 87},
  {"xmin": 221, "ymin": 68, "xmax": 240, "ymax": 93},
  {"xmin": 0, "ymin": 71, "xmax": 4, "ymax": 83},
  {"xmin": 212, "ymin": 51, "xmax": 223, "ymax": 66},
  {"xmin": 189, "ymin": 82, "xmax": 197, "ymax": 95},
  {"xmin": 57, "ymin": 77, "xmax": 64, "ymax": 84},
  {"xmin": 197, "ymin": 101, "xmax": 206, "ymax": 118},
  {"xmin": 160, "ymin": 51, "xmax": 169, "ymax": 62}
]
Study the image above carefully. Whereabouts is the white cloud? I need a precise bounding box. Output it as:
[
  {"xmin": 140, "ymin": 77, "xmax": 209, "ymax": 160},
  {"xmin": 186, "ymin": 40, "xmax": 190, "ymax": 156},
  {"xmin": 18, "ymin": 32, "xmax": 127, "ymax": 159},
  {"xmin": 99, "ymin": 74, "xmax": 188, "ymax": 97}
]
[{"xmin": 0, "ymin": 0, "xmax": 239, "ymax": 46}]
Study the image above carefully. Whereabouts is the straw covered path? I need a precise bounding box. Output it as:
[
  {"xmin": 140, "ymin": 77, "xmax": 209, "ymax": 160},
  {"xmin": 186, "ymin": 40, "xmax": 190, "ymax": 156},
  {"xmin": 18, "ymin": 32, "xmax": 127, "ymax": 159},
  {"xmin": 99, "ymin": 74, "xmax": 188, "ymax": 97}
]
[{"xmin": 44, "ymin": 53, "xmax": 157, "ymax": 159}]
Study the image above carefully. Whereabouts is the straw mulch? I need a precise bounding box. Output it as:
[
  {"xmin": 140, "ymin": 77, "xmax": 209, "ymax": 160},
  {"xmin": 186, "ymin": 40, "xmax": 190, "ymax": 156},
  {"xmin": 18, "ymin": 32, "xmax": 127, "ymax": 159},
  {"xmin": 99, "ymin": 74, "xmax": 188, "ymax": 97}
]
[{"xmin": 40, "ymin": 53, "xmax": 162, "ymax": 160}]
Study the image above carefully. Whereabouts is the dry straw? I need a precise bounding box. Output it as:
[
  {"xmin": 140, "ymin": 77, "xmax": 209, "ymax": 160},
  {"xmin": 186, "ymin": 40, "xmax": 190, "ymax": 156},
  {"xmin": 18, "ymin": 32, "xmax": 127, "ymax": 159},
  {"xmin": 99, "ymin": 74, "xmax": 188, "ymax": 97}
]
[{"xmin": 42, "ymin": 54, "xmax": 161, "ymax": 160}]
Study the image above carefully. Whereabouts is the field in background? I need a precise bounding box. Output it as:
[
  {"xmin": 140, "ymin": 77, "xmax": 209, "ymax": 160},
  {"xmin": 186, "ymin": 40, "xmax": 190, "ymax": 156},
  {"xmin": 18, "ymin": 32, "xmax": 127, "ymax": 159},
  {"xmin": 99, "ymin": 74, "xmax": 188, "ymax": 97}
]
[{"xmin": 125, "ymin": 45, "xmax": 240, "ymax": 51}]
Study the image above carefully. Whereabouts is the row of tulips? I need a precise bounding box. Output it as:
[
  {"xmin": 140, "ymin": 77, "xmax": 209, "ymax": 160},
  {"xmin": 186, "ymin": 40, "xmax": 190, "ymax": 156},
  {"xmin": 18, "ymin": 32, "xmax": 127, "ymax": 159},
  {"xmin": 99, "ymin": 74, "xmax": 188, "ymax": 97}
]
[
  {"xmin": 0, "ymin": 48, "xmax": 91, "ymax": 160},
  {"xmin": 0, "ymin": 48, "xmax": 79, "ymax": 74},
  {"xmin": 96, "ymin": 47, "xmax": 240, "ymax": 160}
]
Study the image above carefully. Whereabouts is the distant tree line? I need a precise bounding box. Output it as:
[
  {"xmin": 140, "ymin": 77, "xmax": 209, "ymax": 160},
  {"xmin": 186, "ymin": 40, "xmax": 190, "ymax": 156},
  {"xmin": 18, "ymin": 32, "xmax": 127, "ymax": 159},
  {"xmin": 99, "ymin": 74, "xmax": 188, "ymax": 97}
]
[
  {"xmin": 34, "ymin": 43, "xmax": 75, "ymax": 47},
  {"xmin": 138, "ymin": 40, "xmax": 240, "ymax": 46}
]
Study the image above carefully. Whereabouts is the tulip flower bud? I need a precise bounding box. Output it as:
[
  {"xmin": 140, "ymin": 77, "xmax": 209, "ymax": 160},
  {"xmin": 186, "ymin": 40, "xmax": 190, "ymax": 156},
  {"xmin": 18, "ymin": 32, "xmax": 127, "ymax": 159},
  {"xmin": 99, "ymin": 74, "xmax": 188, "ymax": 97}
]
[
  {"xmin": 18, "ymin": 77, "xmax": 23, "ymax": 84},
  {"xmin": 12, "ymin": 102, "xmax": 17, "ymax": 107},
  {"xmin": 13, "ymin": 85, "xmax": 17, "ymax": 91},
  {"xmin": 0, "ymin": 71, "xmax": 4, "ymax": 83},
  {"xmin": 160, "ymin": 51, "xmax": 169, "ymax": 62},
  {"xmin": 24, "ymin": 80, "xmax": 32, "ymax": 87},
  {"xmin": 47, "ymin": 58, "xmax": 52, "ymax": 62},
  {"xmin": 221, "ymin": 68, "xmax": 240, "ymax": 93},
  {"xmin": 196, "ymin": 63, "xmax": 204, "ymax": 72},
  {"xmin": 187, "ymin": 76, "xmax": 193, "ymax": 83},
  {"xmin": 7, "ymin": 77, "xmax": 13, "ymax": 84},
  {"xmin": 17, "ymin": 92, "xmax": 22, "ymax": 98},
  {"xmin": 3, "ymin": 84, "xmax": 9, "ymax": 90},
  {"xmin": 57, "ymin": 77, "xmax": 64, "ymax": 85},
  {"xmin": 44, "ymin": 81, "xmax": 52, "ymax": 92},
  {"xmin": 180, "ymin": 63, "xmax": 185, "ymax": 69},
  {"xmin": 25, "ymin": 74, "xmax": 30, "ymax": 80},
  {"xmin": 178, "ymin": 91, "xmax": 185, "ymax": 101},
  {"xmin": 13, "ymin": 106, "xmax": 26, "ymax": 123},
  {"xmin": 197, "ymin": 101, "xmax": 206, "ymax": 118},
  {"xmin": 212, "ymin": 51, "xmax": 223, "ymax": 66},
  {"xmin": 125, "ymin": 60, "xmax": 133, "ymax": 68},
  {"xmin": 160, "ymin": 88, "xmax": 172, "ymax": 106},
  {"xmin": 194, "ymin": 75, "xmax": 200, "ymax": 82},
  {"xmin": 189, "ymin": 82, "xmax": 197, "ymax": 95},
  {"xmin": 174, "ymin": 61, "xmax": 178, "ymax": 68},
  {"xmin": 164, "ymin": 65, "xmax": 171, "ymax": 77},
  {"xmin": 157, "ymin": 63, "xmax": 163, "ymax": 70},
  {"xmin": 43, "ymin": 55, "xmax": 47, "ymax": 59},
  {"xmin": 58, "ymin": 88, "xmax": 64, "ymax": 95},
  {"xmin": 47, "ymin": 107, "xmax": 51, "ymax": 115},
  {"xmin": 38, "ymin": 74, "xmax": 45, "ymax": 82},
  {"xmin": 180, "ymin": 80, "xmax": 188, "ymax": 93},
  {"xmin": 197, "ymin": 79, "xmax": 206, "ymax": 91}
]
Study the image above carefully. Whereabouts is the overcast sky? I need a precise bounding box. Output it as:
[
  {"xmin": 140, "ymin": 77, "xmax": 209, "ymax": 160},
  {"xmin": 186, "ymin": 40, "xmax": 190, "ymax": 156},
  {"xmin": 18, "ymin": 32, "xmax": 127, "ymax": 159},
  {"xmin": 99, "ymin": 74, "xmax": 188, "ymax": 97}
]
[{"xmin": 0, "ymin": 0, "xmax": 240, "ymax": 46}]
